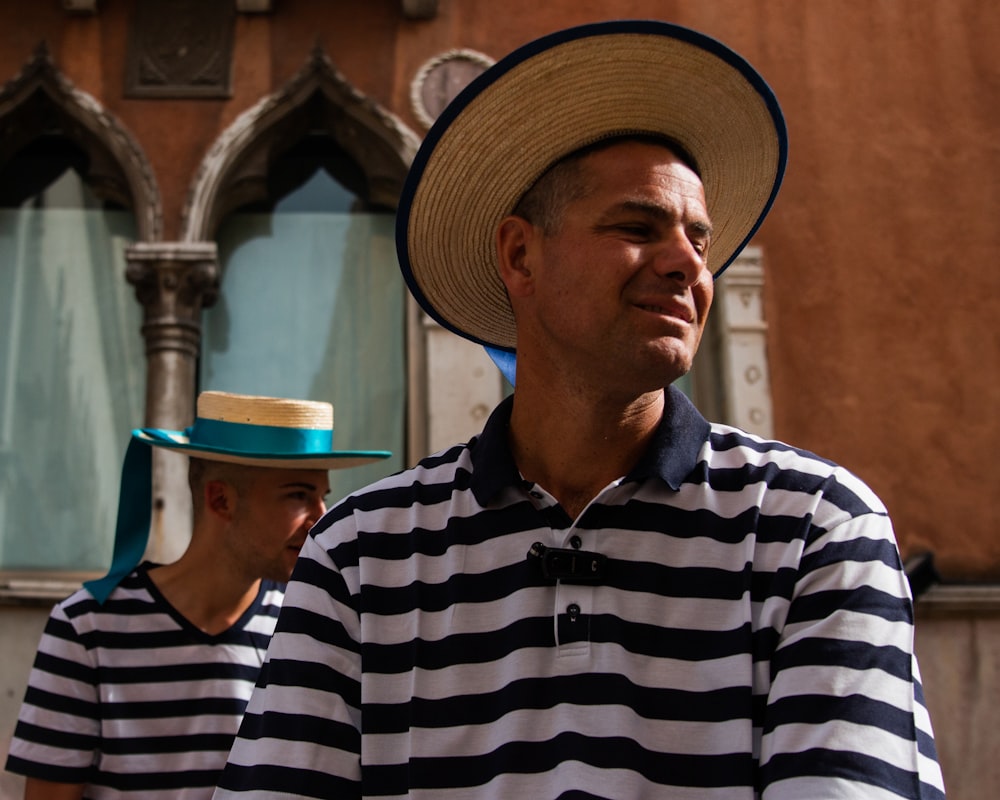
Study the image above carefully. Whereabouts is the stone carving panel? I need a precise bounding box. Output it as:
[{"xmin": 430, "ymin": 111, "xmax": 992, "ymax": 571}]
[{"xmin": 125, "ymin": 0, "xmax": 235, "ymax": 98}]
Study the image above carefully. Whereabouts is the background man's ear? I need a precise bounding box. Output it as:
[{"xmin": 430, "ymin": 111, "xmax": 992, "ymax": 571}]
[{"xmin": 204, "ymin": 480, "xmax": 238, "ymax": 522}]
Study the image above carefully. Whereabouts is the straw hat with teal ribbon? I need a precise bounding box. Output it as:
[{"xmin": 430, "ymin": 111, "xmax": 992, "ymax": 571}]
[{"xmin": 85, "ymin": 391, "xmax": 391, "ymax": 603}]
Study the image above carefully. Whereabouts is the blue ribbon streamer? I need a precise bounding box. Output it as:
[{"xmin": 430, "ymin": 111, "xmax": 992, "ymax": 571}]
[{"xmin": 83, "ymin": 437, "xmax": 152, "ymax": 604}]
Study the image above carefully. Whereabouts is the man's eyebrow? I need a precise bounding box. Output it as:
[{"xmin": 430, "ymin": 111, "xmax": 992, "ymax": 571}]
[{"xmin": 279, "ymin": 482, "xmax": 322, "ymax": 491}]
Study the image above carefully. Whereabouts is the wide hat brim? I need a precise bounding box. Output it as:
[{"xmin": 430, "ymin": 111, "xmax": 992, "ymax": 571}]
[
  {"xmin": 397, "ymin": 20, "xmax": 787, "ymax": 351},
  {"xmin": 133, "ymin": 429, "xmax": 391, "ymax": 470}
]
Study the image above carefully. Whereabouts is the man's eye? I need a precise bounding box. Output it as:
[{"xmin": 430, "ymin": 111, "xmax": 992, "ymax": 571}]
[{"xmin": 617, "ymin": 224, "xmax": 649, "ymax": 237}]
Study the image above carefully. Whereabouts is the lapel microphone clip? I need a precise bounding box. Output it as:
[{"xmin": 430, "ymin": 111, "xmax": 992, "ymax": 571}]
[{"xmin": 528, "ymin": 541, "xmax": 608, "ymax": 583}]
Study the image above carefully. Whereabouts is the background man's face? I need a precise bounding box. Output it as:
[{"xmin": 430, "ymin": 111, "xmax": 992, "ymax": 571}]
[{"xmin": 228, "ymin": 467, "xmax": 330, "ymax": 582}]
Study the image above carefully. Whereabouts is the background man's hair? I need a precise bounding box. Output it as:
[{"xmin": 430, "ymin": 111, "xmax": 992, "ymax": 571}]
[{"xmin": 188, "ymin": 457, "xmax": 252, "ymax": 522}]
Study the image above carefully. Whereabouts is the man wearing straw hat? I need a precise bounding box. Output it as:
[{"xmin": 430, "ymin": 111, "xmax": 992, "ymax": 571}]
[
  {"xmin": 6, "ymin": 391, "xmax": 389, "ymax": 800},
  {"xmin": 216, "ymin": 21, "xmax": 945, "ymax": 799}
]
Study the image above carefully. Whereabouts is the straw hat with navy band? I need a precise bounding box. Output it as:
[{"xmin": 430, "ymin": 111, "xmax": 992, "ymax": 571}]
[
  {"xmin": 84, "ymin": 391, "xmax": 391, "ymax": 603},
  {"xmin": 395, "ymin": 20, "xmax": 788, "ymax": 384}
]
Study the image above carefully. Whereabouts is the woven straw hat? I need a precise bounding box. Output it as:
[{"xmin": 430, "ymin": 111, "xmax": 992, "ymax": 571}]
[
  {"xmin": 396, "ymin": 20, "xmax": 787, "ymax": 352},
  {"xmin": 133, "ymin": 390, "xmax": 391, "ymax": 469}
]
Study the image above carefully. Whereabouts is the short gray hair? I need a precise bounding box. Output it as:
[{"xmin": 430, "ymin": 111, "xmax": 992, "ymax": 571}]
[{"xmin": 511, "ymin": 133, "xmax": 700, "ymax": 234}]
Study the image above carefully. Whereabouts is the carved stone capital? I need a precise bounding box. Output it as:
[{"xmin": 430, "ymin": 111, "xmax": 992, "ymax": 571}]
[{"xmin": 125, "ymin": 242, "xmax": 219, "ymax": 358}]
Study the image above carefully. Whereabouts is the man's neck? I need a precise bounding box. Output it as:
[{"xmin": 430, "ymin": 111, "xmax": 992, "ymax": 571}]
[
  {"xmin": 148, "ymin": 545, "xmax": 261, "ymax": 636},
  {"xmin": 508, "ymin": 381, "xmax": 664, "ymax": 520}
]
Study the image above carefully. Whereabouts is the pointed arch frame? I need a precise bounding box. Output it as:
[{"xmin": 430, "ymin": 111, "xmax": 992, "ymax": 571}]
[
  {"xmin": 0, "ymin": 43, "xmax": 162, "ymax": 241},
  {"xmin": 181, "ymin": 46, "xmax": 420, "ymax": 242}
]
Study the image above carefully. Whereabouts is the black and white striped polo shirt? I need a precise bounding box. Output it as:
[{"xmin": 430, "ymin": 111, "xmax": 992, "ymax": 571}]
[{"xmin": 218, "ymin": 388, "xmax": 944, "ymax": 799}]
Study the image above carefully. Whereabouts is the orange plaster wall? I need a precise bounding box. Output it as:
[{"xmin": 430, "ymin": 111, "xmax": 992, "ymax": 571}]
[
  {"xmin": 710, "ymin": 1, "xmax": 1000, "ymax": 579},
  {"xmin": 405, "ymin": 0, "xmax": 1000, "ymax": 578},
  {"xmin": 0, "ymin": 1, "xmax": 996, "ymax": 578},
  {"xmin": 756, "ymin": 1, "xmax": 994, "ymax": 578}
]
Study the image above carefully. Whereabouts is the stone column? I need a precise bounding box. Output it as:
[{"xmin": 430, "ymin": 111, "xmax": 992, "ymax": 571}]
[{"xmin": 125, "ymin": 241, "xmax": 219, "ymax": 564}]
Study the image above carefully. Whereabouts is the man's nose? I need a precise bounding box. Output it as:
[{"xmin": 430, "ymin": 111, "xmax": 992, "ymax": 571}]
[
  {"xmin": 309, "ymin": 497, "xmax": 327, "ymax": 525},
  {"xmin": 650, "ymin": 230, "xmax": 707, "ymax": 285}
]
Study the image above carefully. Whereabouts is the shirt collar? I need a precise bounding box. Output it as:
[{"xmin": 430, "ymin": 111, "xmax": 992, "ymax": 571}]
[
  {"xmin": 470, "ymin": 386, "xmax": 711, "ymax": 506},
  {"xmin": 470, "ymin": 395, "xmax": 520, "ymax": 506},
  {"xmin": 625, "ymin": 385, "xmax": 711, "ymax": 489}
]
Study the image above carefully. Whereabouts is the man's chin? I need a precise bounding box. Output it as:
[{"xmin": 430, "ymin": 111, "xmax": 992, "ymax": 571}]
[{"xmin": 633, "ymin": 353, "xmax": 693, "ymax": 392}]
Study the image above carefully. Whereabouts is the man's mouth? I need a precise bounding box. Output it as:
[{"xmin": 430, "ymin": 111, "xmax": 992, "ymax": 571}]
[{"xmin": 637, "ymin": 302, "xmax": 692, "ymax": 322}]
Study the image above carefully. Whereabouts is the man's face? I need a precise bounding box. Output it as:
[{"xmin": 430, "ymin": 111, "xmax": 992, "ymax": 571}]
[
  {"xmin": 510, "ymin": 140, "xmax": 714, "ymax": 395},
  {"xmin": 228, "ymin": 467, "xmax": 330, "ymax": 582}
]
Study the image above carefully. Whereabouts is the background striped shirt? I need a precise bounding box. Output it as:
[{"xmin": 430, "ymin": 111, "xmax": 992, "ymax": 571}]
[
  {"xmin": 6, "ymin": 564, "xmax": 283, "ymax": 799},
  {"xmin": 217, "ymin": 389, "xmax": 945, "ymax": 799}
]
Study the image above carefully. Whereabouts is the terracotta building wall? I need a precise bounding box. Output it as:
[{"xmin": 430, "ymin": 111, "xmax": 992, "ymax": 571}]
[
  {"xmin": 0, "ymin": 0, "xmax": 996, "ymax": 577},
  {"xmin": 398, "ymin": 0, "xmax": 999, "ymax": 578}
]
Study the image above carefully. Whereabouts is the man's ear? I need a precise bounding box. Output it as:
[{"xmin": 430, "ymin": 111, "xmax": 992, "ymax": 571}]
[
  {"xmin": 496, "ymin": 215, "xmax": 537, "ymax": 298},
  {"xmin": 204, "ymin": 479, "xmax": 238, "ymax": 522}
]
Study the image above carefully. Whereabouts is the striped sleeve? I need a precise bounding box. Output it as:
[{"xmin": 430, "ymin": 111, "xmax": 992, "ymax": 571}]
[
  {"xmin": 215, "ymin": 532, "xmax": 363, "ymax": 798},
  {"xmin": 5, "ymin": 599, "xmax": 100, "ymax": 783},
  {"xmin": 754, "ymin": 463, "xmax": 946, "ymax": 799}
]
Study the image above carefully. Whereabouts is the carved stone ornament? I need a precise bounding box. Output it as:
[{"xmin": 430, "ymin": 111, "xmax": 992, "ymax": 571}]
[
  {"xmin": 125, "ymin": 0, "xmax": 235, "ymax": 99},
  {"xmin": 410, "ymin": 49, "xmax": 495, "ymax": 130}
]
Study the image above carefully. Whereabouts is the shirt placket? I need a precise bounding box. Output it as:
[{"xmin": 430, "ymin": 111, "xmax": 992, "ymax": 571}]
[{"xmin": 521, "ymin": 480, "xmax": 606, "ymax": 657}]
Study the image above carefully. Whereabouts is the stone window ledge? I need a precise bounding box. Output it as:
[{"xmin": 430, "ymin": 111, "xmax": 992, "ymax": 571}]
[{"xmin": 916, "ymin": 584, "xmax": 1000, "ymax": 614}]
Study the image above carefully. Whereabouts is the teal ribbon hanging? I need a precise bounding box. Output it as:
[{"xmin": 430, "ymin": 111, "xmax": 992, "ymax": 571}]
[{"xmin": 83, "ymin": 437, "xmax": 153, "ymax": 604}]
